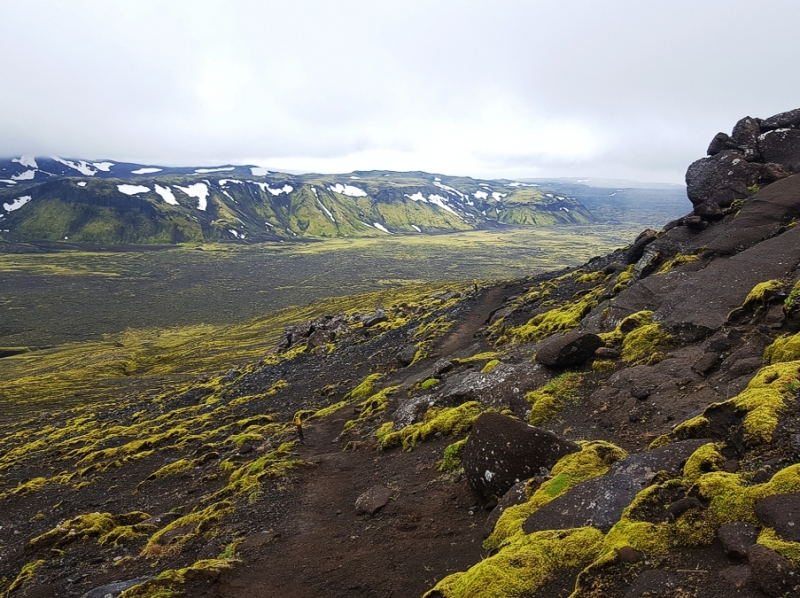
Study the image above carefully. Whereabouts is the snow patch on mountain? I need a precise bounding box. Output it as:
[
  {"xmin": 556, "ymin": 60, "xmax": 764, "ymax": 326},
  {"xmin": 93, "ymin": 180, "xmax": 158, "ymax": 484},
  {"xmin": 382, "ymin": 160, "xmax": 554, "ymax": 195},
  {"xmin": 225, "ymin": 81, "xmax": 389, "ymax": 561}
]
[
  {"xmin": 373, "ymin": 222, "xmax": 390, "ymax": 233},
  {"xmin": 176, "ymin": 183, "xmax": 209, "ymax": 210},
  {"xmin": 131, "ymin": 167, "xmax": 162, "ymax": 175},
  {"xmin": 195, "ymin": 167, "xmax": 234, "ymax": 174},
  {"xmin": 3, "ymin": 196, "xmax": 32, "ymax": 212},
  {"xmin": 118, "ymin": 184, "xmax": 150, "ymax": 196},
  {"xmin": 93, "ymin": 162, "xmax": 114, "ymax": 172},
  {"xmin": 329, "ymin": 183, "xmax": 367, "ymax": 197},
  {"xmin": 53, "ymin": 157, "xmax": 100, "ymax": 176},
  {"xmin": 12, "ymin": 156, "xmax": 37, "ymax": 169},
  {"xmin": 155, "ymin": 184, "xmax": 179, "ymax": 205},
  {"xmin": 11, "ymin": 170, "xmax": 36, "ymax": 181}
]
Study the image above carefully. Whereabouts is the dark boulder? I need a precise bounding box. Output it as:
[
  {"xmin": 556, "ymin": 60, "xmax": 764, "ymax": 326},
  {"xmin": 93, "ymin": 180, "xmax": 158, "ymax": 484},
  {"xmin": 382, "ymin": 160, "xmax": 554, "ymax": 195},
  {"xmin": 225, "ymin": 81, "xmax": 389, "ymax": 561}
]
[
  {"xmin": 625, "ymin": 229, "xmax": 658, "ymax": 264},
  {"xmin": 461, "ymin": 412, "xmax": 580, "ymax": 500},
  {"xmin": 761, "ymin": 107, "xmax": 800, "ymax": 130},
  {"xmin": 395, "ymin": 344, "xmax": 417, "ymax": 367},
  {"xmin": 483, "ymin": 478, "xmax": 531, "ymax": 537},
  {"xmin": 307, "ymin": 328, "xmax": 335, "ymax": 348},
  {"xmin": 535, "ymin": 331, "xmax": 603, "ymax": 367},
  {"xmin": 754, "ymin": 493, "xmax": 800, "ymax": 542},
  {"xmin": 707, "ymin": 132, "xmax": 734, "ymax": 156},
  {"xmin": 759, "ymin": 128, "xmax": 800, "ymax": 173},
  {"xmin": 747, "ymin": 544, "xmax": 797, "ymax": 596},
  {"xmin": 693, "ymin": 201, "xmax": 724, "ymax": 220},
  {"xmin": 685, "ymin": 151, "xmax": 762, "ymax": 208},
  {"xmin": 731, "ymin": 116, "xmax": 762, "ymax": 161},
  {"xmin": 523, "ymin": 439, "xmax": 708, "ymax": 533},
  {"xmin": 717, "ymin": 522, "xmax": 759, "ymax": 559}
]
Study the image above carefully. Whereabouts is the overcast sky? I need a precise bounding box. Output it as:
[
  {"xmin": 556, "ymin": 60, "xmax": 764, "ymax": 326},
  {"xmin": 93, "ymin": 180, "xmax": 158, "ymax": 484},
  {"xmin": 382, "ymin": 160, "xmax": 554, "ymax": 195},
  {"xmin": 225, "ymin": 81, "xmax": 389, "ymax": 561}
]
[{"xmin": 2, "ymin": 1, "xmax": 799, "ymax": 183}]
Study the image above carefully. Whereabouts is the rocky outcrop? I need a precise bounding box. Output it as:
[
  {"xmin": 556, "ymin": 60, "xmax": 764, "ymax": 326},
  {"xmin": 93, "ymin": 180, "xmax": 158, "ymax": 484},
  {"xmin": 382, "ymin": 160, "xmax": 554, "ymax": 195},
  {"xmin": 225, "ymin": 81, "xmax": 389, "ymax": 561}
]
[{"xmin": 535, "ymin": 330, "xmax": 603, "ymax": 367}]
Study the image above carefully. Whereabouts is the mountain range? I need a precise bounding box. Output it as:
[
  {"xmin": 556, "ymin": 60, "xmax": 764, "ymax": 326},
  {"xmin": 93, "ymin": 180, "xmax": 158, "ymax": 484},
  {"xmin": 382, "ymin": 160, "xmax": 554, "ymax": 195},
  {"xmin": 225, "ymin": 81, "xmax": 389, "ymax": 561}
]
[{"xmin": 0, "ymin": 157, "xmax": 601, "ymax": 244}]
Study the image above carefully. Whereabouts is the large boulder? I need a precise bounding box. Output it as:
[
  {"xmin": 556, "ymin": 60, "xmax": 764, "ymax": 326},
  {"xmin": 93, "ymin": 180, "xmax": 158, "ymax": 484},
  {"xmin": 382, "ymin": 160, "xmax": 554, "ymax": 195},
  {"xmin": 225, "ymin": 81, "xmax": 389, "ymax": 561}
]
[
  {"xmin": 685, "ymin": 151, "xmax": 764, "ymax": 208},
  {"xmin": 461, "ymin": 412, "xmax": 580, "ymax": 500},
  {"xmin": 523, "ymin": 439, "xmax": 708, "ymax": 533},
  {"xmin": 731, "ymin": 116, "xmax": 762, "ymax": 161},
  {"xmin": 759, "ymin": 128, "xmax": 800, "ymax": 173},
  {"xmin": 761, "ymin": 108, "xmax": 800, "ymax": 129},
  {"xmin": 535, "ymin": 331, "xmax": 603, "ymax": 368},
  {"xmin": 754, "ymin": 493, "xmax": 800, "ymax": 542}
]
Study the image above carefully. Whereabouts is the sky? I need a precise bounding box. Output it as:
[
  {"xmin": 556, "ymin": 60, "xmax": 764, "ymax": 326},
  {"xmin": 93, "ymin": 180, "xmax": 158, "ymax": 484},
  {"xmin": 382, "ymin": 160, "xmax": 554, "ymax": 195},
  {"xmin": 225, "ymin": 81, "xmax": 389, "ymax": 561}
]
[{"xmin": 2, "ymin": 1, "xmax": 799, "ymax": 184}]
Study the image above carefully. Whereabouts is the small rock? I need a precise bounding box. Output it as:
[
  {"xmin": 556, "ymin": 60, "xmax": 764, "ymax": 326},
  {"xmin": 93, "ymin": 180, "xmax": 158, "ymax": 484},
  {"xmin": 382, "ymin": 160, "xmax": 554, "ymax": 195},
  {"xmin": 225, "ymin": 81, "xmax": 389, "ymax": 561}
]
[
  {"xmin": 692, "ymin": 352, "xmax": 721, "ymax": 376},
  {"xmin": 615, "ymin": 546, "xmax": 643, "ymax": 563},
  {"xmin": 363, "ymin": 314, "xmax": 388, "ymax": 328},
  {"xmin": 355, "ymin": 486, "xmax": 394, "ymax": 516},
  {"xmin": 717, "ymin": 522, "xmax": 758, "ymax": 559},
  {"xmin": 754, "ymin": 493, "xmax": 800, "ymax": 542},
  {"xmin": 748, "ymin": 544, "xmax": 797, "ymax": 596},
  {"xmin": 395, "ymin": 345, "xmax": 417, "ymax": 367},
  {"xmin": 595, "ymin": 347, "xmax": 620, "ymax": 359},
  {"xmin": 630, "ymin": 387, "xmax": 651, "ymax": 400}
]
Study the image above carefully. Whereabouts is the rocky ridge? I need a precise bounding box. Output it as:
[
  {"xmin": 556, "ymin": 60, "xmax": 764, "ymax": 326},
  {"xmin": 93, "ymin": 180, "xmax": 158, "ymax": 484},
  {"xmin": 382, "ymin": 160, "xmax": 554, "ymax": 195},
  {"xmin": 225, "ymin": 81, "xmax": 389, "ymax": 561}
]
[{"xmin": 1, "ymin": 109, "xmax": 800, "ymax": 597}]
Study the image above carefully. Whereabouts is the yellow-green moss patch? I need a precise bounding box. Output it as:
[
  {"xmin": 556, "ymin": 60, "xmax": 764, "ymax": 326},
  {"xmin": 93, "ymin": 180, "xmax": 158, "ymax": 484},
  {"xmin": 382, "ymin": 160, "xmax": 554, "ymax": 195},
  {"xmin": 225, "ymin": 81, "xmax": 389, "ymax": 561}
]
[
  {"xmin": 439, "ymin": 438, "xmax": 468, "ymax": 472},
  {"xmin": 378, "ymin": 402, "xmax": 482, "ymax": 452},
  {"xmin": 657, "ymin": 253, "xmax": 700, "ymax": 274},
  {"xmin": 621, "ymin": 323, "xmax": 671, "ymax": 366},
  {"xmin": 764, "ymin": 333, "xmax": 800, "ymax": 365},
  {"xmin": 508, "ymin": 287, "xmax": 604, "ymax": 343},
  {"xmin": 485, "ymin": 441, "xmax": 626, "ymax": 551},
  {"xmin": 526, "ymin": 372, "xmax": 586, "ymax": 425},
  {"xmin": 597, "ymin": 310, "xmax": 653, "ymax": 345},
  {"xmin": 142, "ymin": 501, "xmax": 234, "ymax": 557}
]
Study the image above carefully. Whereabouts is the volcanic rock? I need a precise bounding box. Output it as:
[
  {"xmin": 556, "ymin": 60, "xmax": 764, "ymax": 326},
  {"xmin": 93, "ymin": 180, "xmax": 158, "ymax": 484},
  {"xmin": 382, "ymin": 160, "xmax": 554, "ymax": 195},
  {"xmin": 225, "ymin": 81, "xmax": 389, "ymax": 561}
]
[
  {"xmin": 461, "ymin": 412, "xmax": 580, "ymax": 500},
  {"xmin": 717, "ymin": 522, "xmax": 758, "ymax": 559},
  {"xmin": 747, "ymin": 544, "xmax": 797, "ymax": 596},
  {"xmin": 523, "ymin": 439, "xmax": 708, "ymax": 533},
  {"xmin": 535, "ymin": 331, "xmax": 603, "ymax": 367},
  {"xmin": 355, "ymin": 486, "xmax": 394, "ymax": 516},
  {"xmin": 754, "ymin": 493, "xmax": 800, "ymax": 542}
]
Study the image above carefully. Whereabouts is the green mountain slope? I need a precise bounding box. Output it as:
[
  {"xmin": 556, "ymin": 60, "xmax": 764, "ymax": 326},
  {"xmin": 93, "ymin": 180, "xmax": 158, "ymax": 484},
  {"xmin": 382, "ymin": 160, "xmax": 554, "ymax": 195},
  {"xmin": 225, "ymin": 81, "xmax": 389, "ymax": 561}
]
[{"xmin": 0, "ymin": 165, "xmax": 595, "ymax": 244}]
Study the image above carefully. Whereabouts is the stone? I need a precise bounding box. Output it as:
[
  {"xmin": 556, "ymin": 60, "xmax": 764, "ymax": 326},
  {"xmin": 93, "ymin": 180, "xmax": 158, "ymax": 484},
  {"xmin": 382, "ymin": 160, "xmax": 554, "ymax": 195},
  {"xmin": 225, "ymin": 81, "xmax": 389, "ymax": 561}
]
[
  {"xmin": 431, "ymin": 358, "xmax": 455, "ymax": 376},
  {"xmin": 615, "ymin": 546, "xmax": 643, "ymax": 563},
  {"xmin": 461, "ymin": 412, "xmax": 580, "ymax": 500},
  {"xmin": 630, "ymin": 387, "xmax": 651, "ymax": 400},
  {"xmin": 392, "ymin": 394, "xmax": 439, "ymax": 428},
  {"xmin": 307, "ymin": 328, "xmax": 335, "ymax": 348},
  {"xmin": 754, "ymin": 493, "xmax": 800, "ymax": 542},
  {"xmin": 685, "ymin": 150, "xmax": 763, "ymax": 208},
  {"xmin": 483, "ymin": 479, "xmax": 530, "ymax": 537},
  {"xmin": 362, "ymin": 313, "xmax": 388, "ymax": 327},
  {"xmin": 759, "ymin": 128, "xmax": 800, "ymax": 173},
  {"xmin": 731, "ymin": 116, "xmax": 762, "ymax": 161},
  {"xmin": 81, "ymin": 578, "xmax": 153, "ymax": 598},
  {"xmin": 717, "ymin": 522, "xmax": 758, "ymax": 559},
  {"xmin": 626, "ymin": 229, "xmax": 658, "ymax": 264},
  {"xmin": 523, "ymin": 439, "xmax": 708, "ymax": 533},
  {"xmin": 692, "ymin": 352, "xmax": 721, "ymax": 376},
  {"xmin": 238, "ymin": 531, "xmax": 278, "ymax": 552},
  {"xmin": 761, "ymin": 107, "xmax": 800, "ymax": 130},
  {"xmin": 535, "ymin": 331, "xmax": 603, "ymax": 368},
  {"xmin": 747, "ymin": 544, "xmax": 797, "ymax": 596},
  {"xmin": 355, "ymin": 486, "xmax": 394, "ymax": 516},
  {"xmin": 693, "ymin": 201, "xmax": 724, "ymax": 220},
  {"xmin": 395, "ymin": 345, "xmax": 417, "ymax": 367},
  {"xmin": 595, "ymin": 346, "xmax": 620, "ymax": 359},
  {"xmin": 684, "ymin": 215, "xmax": 707, "ymax": 230},
  {"xmin": 707, "ymin": 132, "xmax": 733, "ymax": 156}
]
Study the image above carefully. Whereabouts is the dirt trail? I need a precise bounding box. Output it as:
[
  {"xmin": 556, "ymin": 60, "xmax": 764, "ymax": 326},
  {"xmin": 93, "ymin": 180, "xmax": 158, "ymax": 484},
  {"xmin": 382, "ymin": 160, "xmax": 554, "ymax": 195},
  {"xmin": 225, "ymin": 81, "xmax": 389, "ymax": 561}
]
[
  {"xmin": 213, "ymin": 410, "xmax": 486, "ymax": 598},
  {"xmin": 434, "ymin": 285, "xmax": 507, "ymax": 359}
]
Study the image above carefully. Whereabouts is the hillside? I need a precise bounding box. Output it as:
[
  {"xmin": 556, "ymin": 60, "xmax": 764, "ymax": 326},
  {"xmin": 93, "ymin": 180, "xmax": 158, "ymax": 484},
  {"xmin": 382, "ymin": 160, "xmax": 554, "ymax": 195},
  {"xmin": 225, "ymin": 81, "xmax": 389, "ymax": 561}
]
[
  {"xmin": 2, "ymin": 108, "xmax": 800, "ymax": 598},
  {"xmin": 0, "ymin": 160, "xmax": 598, "ymax": 244}
]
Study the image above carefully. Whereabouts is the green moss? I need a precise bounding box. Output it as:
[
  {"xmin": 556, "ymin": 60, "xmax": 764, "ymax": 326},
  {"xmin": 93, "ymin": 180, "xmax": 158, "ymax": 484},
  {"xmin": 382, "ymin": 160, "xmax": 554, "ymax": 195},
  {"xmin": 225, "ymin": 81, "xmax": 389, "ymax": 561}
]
[
  {"xmin": 509, "ymin": 287, "xmax": 604, "ymax": 342},
  {"xmin": 439, "ymin": 438, "xmax": 468, "ymax": 472},
  {"xmin": 344, "ymin": 373, "xmax": 382, "ymax": 401},
  {"xmin": 216, "ymin": 442, "xmax": 304, "ymax": 502},
  {"xmin": 356, "ymin": 386, "xmax": 400, "ymax": 420},
  {"xmin": 682, "ymin": 443, "xmax": 725, "ymax": 485},
  {"xmin": 648, "ymin": 434, "xmax": 672, "ymax": 450},
  {"xmin": 612, "ymin": 265, "xmax": 635, "ymax": 294},
  {"xmin": 764, "ymin": 333, "xmax": 800, "ymax": 365},
  {"xmin": 426, "ymin": 527, "xmax": 604, "ymax": 598},
  {"xmin": 229, "ymin": 380, "xmax": 287, "ymax": 406},
  {"xmin": 758, "ymin": 528, "xmax": 800, "ymax": 567},
  {"xmin": 657, "ymin": 253, "xmax": 700, "ymax": 274},
  {"xmin": 744, "ymin": 280, "xmax": 784, "ymax": 306},
  {"xmin": 481, "ymin": 359, "xmax": 500, "ymax": 373},
  {"xmin": 142, "ymin": 501, "xmax": 234, "ymax": 557},
  {"xmin": 378, "ymin": 401, "xmax": 482, "ymax": 452},
  {"xmin": 591, "ymin": 359, "xmax": 617, "ymax": 373},
  {"xmin": 30, "ymin": 511, "xmax": 151, "ymax": 550},
  {"xmin": 621, "ymin": 323, "xmax": 671, "ymax": 366},
  {"xmin": 453, "ymin": 351, "xmax": 500, "ymax": 364},
  {"xmin": 420, "ymin": 378, "xmax": 441, "ymax": 390},
  {"xmin": 597, "ymin": 310, "xmax": 654, "ymax": 344},
  {"xmin": 2, "ymin": 559, "xmax": 45, "ymax": 598},
  {"xmin": 526, "ymin": 372, "xmax": 585, "ymax": 425},
  {"xmin": 485, "ymin": 441, "xmax": 626, "ymax": 551},
  {"xmin": 118, "ymin": 558, "xmax": 238, "ymax": 598}
]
